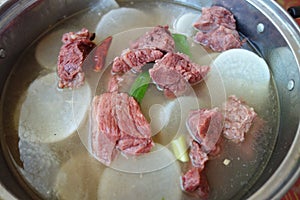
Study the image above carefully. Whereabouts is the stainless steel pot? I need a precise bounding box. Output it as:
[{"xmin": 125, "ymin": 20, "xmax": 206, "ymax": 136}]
[{"xmin": 0, "ymin": 0, "xmax": 299, "ymax": 199}]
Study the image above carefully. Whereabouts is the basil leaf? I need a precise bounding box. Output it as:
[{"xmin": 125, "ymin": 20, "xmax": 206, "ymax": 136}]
[
  {"xmin": 129, "ymin": 71, "xmax": 151, "ymax": 103},
  {"xmin": 172, "ymin": 33, "xmax": 192, "ymax": 58}
]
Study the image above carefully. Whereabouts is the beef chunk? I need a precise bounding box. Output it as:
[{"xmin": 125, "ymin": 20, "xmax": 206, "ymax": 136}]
[
  {"xmin": 181, "ymin": 168, "xmax": 210, "ymax": 199},
  {"xmin": 194, "ymin": 25, "xmax": 242, "ymax": 52},
  {"xmin": 150, "ymin": 64, "xmax": 188, "ymax": 98},
  {"xmin": 193, "ymin": 6, "xmax": 236, "ymax": 32},
  {"xmin": 57, "ymin": 28, "xmax": 96, "ymax": 88},
  {"xmin": 196, "ymin": 172, "xmax": 210, "ymax": 199},
  {"xmin": 181, "ymin": 167, "xmax": 201, "ymax": 192},
  {"xmin": 112, "ymin": 48, "xmax": 164, "ymax": 74},
  {"xmin": 149, "ymin": 52, "xmax": 210, "ymax": 97},
  {"xmin": 189, "ymin": 141, "xmax": 208, "ymax": 170},
  {"xmin": 193, "ymin": 6, "xmax": 242, "ymax": 52},
  {"xmin": 91, "ymin": 92, "xmax": 154, "ymax": 165},
  {"xmin": 186, "ymin": 108, "xmax": 223, "ymax": 152},
  {"xmin": 130, "ymin": 25, "xmax": 175, "ymax": 53},
  {"xmin": 222, "ymin": 95, "xmax": 257, "ymax": 143}
]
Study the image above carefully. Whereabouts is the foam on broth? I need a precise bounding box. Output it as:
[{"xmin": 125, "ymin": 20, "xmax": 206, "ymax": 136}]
[{"xmin": 0, "ymin": 1, "xmax": 279, "ymax": 200}]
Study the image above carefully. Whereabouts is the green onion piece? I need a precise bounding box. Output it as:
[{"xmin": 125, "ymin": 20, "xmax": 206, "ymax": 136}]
[
  {"xmin": 129, "ymin": 71, "xmax": 151, "ymax": 103},
  {"xmin": 172, "ymin": 33, "xmax": 192, "ymax": 58},
  {"xmin": 171, "ymin": 135, "xmax": 189, "ymax": 162}
]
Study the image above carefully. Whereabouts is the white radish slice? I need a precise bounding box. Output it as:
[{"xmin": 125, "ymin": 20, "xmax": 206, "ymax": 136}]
[
  {"xmin": 95, "ymin": 8, "xmax": 149, "ymax": 42},
  {"xmin": 54, "ymin": 152, "xmax": 105, "ymax": 200},
  {"xmin": 98, "ymin": 144, "xmax": 182, "ymax": 200},
  {"xmin": 35, "ymin": 29, "xmax": 69, "ymax": 70},
  {"xmin": 207, "ymin": 49, "xmax": 271, "ymax": 107},
  {"xmin": 173, "ymin": 13, "xmax": 200, "ymax": 37},
  {"xmin": 18, "ymin": 72, "xmax": 91, "ymax": 143},
  {"xmin": 19, "ymin": 139, "xmax": 60, "ymax": 199}
]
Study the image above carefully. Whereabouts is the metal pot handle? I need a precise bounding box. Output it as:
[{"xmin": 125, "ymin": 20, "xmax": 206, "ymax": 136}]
[{"xmin": 288, "ymin": 6, "xmax": 300, "ymax": 18}]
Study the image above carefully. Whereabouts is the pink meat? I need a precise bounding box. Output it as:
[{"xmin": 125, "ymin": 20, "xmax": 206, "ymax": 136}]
[
  {"xmin": 189, "ymin": 141, "xmax": 208, "ymax": 170},
  {"xmin": 111, "ymin": 48, "xmax": 164, "ymax": 74},
  {"xmin": 181, "ymin": 167, "xmax": 210, "ymax": 198},
  {"xmin": 131, "ymin": 25, "xmax": 175, "ymax": 53},
  {"xmin": 222, "ymin": 95, "xmax": 257, "ymax": 143},
  {"xmin": 193, "ymin": 6, "xmax": 243, "ymax": 52},
  {"xmin": 149, "ymin": 52, "xmax": 210, "ymax": 97},
  {"xmin": 186, "ymin": 108, "xmax": 223, "ymax": 152},
  {"xmin": 57, "ymin": 28, "xmax": 96, "ymax": 88},
  {"xmin": 150, "ymin": 64, "xmax": 189, "ymax": 98},
  {"xmin": 194, "ymin": 25, "xmax": 242, "ymax": 52},
  {"xmin": 193, "ymin": 6, "xmax": 236, "ymax": 32},
  {"xmin": 181, "ymin": 167, "xmax": 201, "ymax": 192},
  {"xmin": 91, "ymin": 92, "xmax": 154, "ymax": 165}
]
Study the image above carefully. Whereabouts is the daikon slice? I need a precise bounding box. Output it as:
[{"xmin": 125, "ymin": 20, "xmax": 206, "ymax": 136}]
[
  {"xmin": 19, "ymin": 139, "xmax": 60, "ymax": 199},
  {"xmin": 207, "ymin": 49, "xmax": 270, "ymax": 107},
  {"xmin": 95, "ymin": 8, "xmax": 149, "ymax": 42},
  {"xmin": 173, "ymin": 13, "xmax": 200, "ymax": 37},
  {"xmin": 54, "ymin": 152, "xmax": 105, "ymax": 200},
  {"xmin": 35, "ymin": 29, "xmax": 69, "ymax": 70},
  {"xmin": 19, "ymin": 72, "xmax": 91, "ymax": 143},
  {"xmin": 98, "ymin": 144, "xmax": 182, "ymax": 200}
]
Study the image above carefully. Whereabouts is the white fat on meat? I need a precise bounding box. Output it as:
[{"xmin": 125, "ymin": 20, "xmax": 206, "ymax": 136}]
[
  {"xmin": 18, "ymin": 72, "xmax": 91, "ymax": 143},
  {"xmin": 98, "ymin": 144, "xmax": 182, "ymax": 200}
]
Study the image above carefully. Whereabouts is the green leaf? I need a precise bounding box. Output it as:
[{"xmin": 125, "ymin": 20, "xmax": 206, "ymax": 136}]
[
  {"xmin": 171, "ymin": 135, "xmax": 189, "ymax": 162},
  {"xmin": 129, "ymin": 71, "xmax": 151, "ymax": 103},
  {"xmin": 172, "ymin": 33, "xmax": 192, "ymax": 58}
]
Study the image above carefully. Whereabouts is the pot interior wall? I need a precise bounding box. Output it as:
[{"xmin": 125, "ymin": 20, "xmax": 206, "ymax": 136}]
[
  {"xmin": 0, "ymin": 0, "xmax": 100, "ymax": 199},
  {"xmin": 0, "ymin": 0, "xmax": 299, "ymax": 199},
  {"xmin": 211, "ymin": 0, "xmax": 300, "ymax": 198}
]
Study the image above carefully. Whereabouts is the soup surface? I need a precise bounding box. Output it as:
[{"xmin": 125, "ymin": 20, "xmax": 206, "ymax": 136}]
[{"xmin": 1, "ymin": 1, "xmax": 279, "ymax": 200}]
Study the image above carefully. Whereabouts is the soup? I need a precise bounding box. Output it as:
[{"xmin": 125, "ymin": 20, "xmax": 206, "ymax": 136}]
[{"xmin": 1, "ymin": 1, "xmax": 279, "ymax": 199}]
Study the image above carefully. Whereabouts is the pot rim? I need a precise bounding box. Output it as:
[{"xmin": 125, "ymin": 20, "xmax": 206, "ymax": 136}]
[
  {"xmin": 0, "ymin": 0, "xmax": 299, "ymax": 199},
  {"xmin": 246, "ymin": 0, "xmax": 300, "ymax": 199}
]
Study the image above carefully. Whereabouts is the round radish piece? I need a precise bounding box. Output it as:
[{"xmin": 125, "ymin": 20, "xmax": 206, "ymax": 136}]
[
  {"xmin": 207, "ymin": 49, "xmax": 271, "ymax": 107},
  {"xmin": 19, "ymin": 139, "xmax": 59, "ymax": 199},
  {"xmin": 35, "ymin": 29, "xmax": 69, "ymax": 70},
  {"xmin": 18, "ymin": 72, "xmax": 91, "ymax": 143},
  {"xmin": 95, "ymin": 8, "xmax": 149, "ymax": 42},
  {"xmin": 98, "ymin": 144, "xmax": 182, "ymax": 200},
  {"xmin": 173, "ymin": 13, "xmax": 200, "ymax": 37},
  {"xmin": 54, "ymin": 152, "xmax": 105, "ymax": 200}
]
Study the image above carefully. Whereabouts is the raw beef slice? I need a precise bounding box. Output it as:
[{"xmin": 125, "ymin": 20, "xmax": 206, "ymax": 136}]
[
  {"xmin": 186, "ymin": 108, "xmax": 223, "ymax": 152},
  {"xmin": 150, "ymin": 52, "xmax": 210, "ymax": 97},
  {"xmin": 131, "ymin": 25, "xmax": 175, "ymax": 53},
  {"xmin": 57, "ymin": 28, "xmax": 96, "ymax": 88},
  {"xmin": 91, "ymin": 92, "xmax": 154, "ymax": 165},
  {"xmin": 111, "ymin": 48, "xmax": 163, "ymax": 74},
  {"xmin": 193, "ymin": 6, "xmax": 236, "ymax": 32},
  {"xmin": 222, "ymin": 95, "xmax": 257, "ymax": 143}
]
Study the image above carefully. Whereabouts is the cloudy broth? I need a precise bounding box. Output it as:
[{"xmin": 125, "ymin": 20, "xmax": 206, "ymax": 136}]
[{"xmin": 1, "ymin": 1, "xmax": 279, "ymax": 200}]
